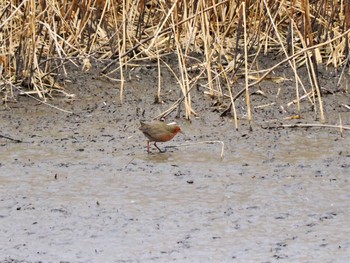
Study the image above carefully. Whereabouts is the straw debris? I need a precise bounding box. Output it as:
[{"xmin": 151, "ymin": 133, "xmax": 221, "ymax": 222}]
[{"xmin": 1, "ymin": 1, "xmax": 349, "ymax": 124}]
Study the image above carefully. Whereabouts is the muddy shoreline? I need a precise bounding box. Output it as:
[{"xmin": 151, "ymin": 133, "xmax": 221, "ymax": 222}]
[{"xmin": 1, "ymin": 60, "xmax": 350, "ymax": 262}]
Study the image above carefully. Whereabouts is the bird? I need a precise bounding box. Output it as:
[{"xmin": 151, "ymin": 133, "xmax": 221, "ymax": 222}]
[{"xmin": 139, "ymin": 120, "xmax": 182, "ymax": 153}]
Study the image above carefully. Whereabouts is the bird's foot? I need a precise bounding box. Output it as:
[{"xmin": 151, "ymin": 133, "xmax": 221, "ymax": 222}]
[{"xmin": 154, "ymin": 143, "xmax": 166, "ymax": 153}]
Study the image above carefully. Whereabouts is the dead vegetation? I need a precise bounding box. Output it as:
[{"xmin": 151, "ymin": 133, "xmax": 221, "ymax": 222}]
[{"xmin": 1, "ymin": 0, "xmax": 350, "ymax": 125}]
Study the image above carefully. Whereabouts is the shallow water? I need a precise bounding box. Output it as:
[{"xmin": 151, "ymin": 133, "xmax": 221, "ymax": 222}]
[{"xmin": 1, "ymin": 126, "xmax": 349, "ymax": 262}]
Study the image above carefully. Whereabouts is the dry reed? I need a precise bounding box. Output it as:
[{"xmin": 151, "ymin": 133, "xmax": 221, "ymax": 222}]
[{"xmin": 1, "ymin": 0, "xmax": 349, "ymax": 126}]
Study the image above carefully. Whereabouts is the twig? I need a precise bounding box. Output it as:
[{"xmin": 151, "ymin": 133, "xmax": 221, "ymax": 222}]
[
  {"xmin": 165, "ymin": 140, "xmax": 225, "ymax": 159},
  {"xmin": 337, "ymin": 51, "xmax": 350, "ymax": 87},
  {"xmin": 8, "ymin": 82, "xmax": 73, "ymax": 114},
  {"xmin": 264, "ymin": 123, "xmax": 350, "ymax": 131},
  {"xmin": 342, "ymin": 104, "xmax": 350, "ymax": 110},
  {"xmin": 0, "ymin": 134, "xmax": 23, "ymax": 143},
  {"xmin": 124, "ymin": 157, "xmax": 135, "ymax": 169},
  {"xmin": 154, "ymin": 84, "xmax": 195, "ymax": 120}
]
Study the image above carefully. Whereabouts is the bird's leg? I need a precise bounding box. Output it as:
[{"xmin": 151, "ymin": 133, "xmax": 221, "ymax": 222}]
[
  {"xmin": 147, "ymin": 141, "xmax": 150, "ymax": 153},
  {"xmin": 154, "ymin": 142, "xmax": 165, "ymax": 153}
]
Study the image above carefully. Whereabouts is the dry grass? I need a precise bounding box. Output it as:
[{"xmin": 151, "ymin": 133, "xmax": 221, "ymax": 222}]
[{"xmin": 1, "ymin": 0, "xmax": 349, "ymax": 123}]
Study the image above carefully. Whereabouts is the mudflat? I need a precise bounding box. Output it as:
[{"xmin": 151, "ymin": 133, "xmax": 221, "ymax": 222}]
[{"xmin": 1, "ymin": 60, "xmax": 350, "ymax": 262}]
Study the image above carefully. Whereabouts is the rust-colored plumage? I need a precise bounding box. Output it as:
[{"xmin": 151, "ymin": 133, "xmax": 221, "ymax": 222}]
[{"xmin": 139, "ymin": 121, "xmax": 182, "ymax": 153}]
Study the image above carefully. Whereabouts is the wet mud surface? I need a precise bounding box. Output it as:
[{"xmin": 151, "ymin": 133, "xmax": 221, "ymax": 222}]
[{"xmin": 1, "ymin": 61, "xmax": 350, "ymax": 262}]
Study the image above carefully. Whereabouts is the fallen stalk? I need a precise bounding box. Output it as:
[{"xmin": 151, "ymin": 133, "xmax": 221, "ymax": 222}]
[
  {"xmin": 263, "ymin": 123, "xmax": 350, "ymax": 131},
  {"xmin": 0, "ymin": 134, "xmax": 23, "ymax": 143},
  {"xmin": 165, "ymin": 140, "xmax": 225, "ymax": 159}
]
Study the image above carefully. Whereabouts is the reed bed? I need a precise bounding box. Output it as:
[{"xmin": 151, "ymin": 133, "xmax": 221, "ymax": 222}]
[{"xmin": 1, "ymin": 0, "xmax": 349, "ymax": 125}]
